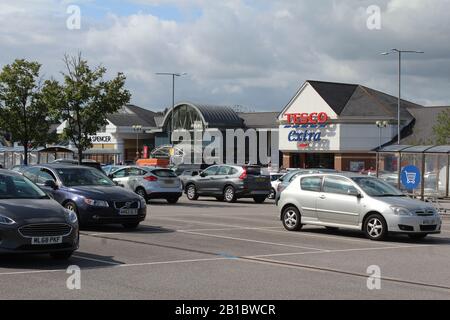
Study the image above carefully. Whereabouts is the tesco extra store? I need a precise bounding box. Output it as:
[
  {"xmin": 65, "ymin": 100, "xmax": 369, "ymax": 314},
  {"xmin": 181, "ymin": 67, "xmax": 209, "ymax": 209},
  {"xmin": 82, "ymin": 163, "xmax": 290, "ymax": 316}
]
[{"xmin": 278, "ymin": 80, "xmax": 423, "ymax": 172}]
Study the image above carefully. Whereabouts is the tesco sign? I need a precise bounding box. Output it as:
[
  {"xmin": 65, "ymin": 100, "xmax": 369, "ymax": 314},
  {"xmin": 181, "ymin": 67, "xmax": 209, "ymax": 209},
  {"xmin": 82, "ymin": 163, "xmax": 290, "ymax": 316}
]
[
  {"xmin": 284, "ymin": 112, "xmax": 330, "ymax": 148},
  {"xmin": 285, "ymin": 112, "xmax": 328, "ymax": 125}
]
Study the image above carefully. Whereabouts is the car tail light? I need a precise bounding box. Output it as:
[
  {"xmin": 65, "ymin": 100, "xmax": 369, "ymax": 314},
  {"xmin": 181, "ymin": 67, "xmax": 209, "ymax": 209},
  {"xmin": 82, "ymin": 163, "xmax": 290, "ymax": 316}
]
[
  {"xmin": 239, "ymin": 169, "xmax": 247, "ymax": 180},
  {"xmin": 144, "ymin": 175, "xmax": 158, "ymax": 182}
]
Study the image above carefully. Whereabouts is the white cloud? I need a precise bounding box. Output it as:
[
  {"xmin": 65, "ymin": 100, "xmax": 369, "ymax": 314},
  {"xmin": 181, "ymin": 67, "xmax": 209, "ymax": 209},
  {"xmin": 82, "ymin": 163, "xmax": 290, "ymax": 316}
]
[{"xmin": 0, "ymin": 0, "xmax": 449, "ymax": 110}]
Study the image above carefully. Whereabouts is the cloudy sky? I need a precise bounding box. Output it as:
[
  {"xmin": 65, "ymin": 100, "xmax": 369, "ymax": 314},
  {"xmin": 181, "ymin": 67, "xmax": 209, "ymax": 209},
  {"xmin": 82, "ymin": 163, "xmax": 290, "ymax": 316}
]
[{"xmin": 0, "ymin": 0, "xmax": 449, "ymax": 111}]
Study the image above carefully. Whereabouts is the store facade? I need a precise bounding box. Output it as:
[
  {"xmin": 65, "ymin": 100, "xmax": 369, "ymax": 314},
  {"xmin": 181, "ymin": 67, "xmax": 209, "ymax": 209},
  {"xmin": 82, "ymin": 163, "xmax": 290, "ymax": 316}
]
[{"xmin": 278, "ymin": 80, "xmax": 423, "ymax": 172}]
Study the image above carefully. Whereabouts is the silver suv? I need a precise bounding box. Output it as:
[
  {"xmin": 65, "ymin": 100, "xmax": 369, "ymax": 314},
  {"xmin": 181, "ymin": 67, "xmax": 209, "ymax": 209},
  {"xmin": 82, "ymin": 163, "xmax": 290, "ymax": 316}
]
[{"xmin": 277, "ymin": 173, "xmax": 441, "ymax": 241}]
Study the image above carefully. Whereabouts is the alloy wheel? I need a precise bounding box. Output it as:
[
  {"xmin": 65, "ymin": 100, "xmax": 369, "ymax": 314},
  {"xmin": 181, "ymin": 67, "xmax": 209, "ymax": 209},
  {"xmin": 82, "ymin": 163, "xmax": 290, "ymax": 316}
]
[
  {"xmin": 367, "ymin": 217, "xmax": 383, "ymax": 238},
  {"xmin": 284, "ymin": 210, "xmax": 297, "ymax": 228}
]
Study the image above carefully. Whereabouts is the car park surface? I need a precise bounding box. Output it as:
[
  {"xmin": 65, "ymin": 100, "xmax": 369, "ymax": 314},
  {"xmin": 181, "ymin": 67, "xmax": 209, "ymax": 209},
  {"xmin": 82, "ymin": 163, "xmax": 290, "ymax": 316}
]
[{"xmin": 1, "ymin": 195, "xmax": 450, "ymax": 299}]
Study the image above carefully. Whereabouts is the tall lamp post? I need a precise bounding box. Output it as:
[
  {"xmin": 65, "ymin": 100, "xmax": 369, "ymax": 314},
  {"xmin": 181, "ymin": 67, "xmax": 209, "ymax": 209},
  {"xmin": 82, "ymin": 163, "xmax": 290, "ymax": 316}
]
[
  {"xmin": 132, "ymin": 125, "xmax": 142, "ymax": 160},
  {"xmin": 381, "ymin": 49, "xmax": 424, "ymax": 144},
  {"xmin": 155, "ymin": 72, "xmax": 187, "ymax": 147},
  {"xmin": 375, "ymin": 120, "xmax": 389, "ymax": 177}
]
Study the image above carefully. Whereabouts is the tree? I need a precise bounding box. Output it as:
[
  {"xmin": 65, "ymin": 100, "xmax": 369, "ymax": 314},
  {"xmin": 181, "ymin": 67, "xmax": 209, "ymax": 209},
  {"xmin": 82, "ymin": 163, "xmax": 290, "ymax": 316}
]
[
  {"xmin": 433, "ymin": 109, "xmax": 450, "ymax": 145},
  {"xmin": 0, "ymin": 59, "xmax": 56, "ymax": 165},
  {"xmin": 49, "ymin": 54, "xmax": 131, "ymax": 164}
]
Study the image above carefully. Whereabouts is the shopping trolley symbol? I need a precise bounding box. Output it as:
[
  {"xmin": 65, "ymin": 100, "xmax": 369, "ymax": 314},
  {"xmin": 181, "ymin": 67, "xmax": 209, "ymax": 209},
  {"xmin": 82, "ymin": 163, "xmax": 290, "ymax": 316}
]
[
  {"xmin": 400, "ymin": 165, "xmax": 421, "ymax": 189},
  {"xmin": 404, "ymin": 170, "xmax": 417, "ymax": 184}
]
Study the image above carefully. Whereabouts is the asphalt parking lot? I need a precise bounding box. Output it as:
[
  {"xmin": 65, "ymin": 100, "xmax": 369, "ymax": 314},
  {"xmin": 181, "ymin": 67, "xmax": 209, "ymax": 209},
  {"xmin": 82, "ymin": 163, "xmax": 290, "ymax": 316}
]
[{"xmin": 1, "ymin": 196, "xmax": 450, "ymax": 300}]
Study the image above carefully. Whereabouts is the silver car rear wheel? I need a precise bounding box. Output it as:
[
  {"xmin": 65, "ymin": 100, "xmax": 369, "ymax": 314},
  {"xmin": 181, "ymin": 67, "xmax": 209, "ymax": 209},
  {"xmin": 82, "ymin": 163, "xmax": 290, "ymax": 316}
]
[{"xmin": 282, "ymin": 206, "xmax": 302, "ymax": 231}]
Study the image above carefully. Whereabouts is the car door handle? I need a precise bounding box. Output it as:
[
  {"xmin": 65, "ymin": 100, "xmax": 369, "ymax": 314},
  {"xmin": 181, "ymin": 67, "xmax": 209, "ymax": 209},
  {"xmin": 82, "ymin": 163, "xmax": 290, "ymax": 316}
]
[{"xmin": 319, "ymin": 195, "xmax": 326, "ymax": 199}]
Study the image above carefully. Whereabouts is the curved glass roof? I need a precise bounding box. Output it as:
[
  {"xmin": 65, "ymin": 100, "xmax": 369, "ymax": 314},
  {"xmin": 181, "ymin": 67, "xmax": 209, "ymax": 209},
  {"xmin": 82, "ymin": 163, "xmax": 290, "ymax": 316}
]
[{"xmin": 379, "ymin": 145, "xmax": 450, "ymax": 153}]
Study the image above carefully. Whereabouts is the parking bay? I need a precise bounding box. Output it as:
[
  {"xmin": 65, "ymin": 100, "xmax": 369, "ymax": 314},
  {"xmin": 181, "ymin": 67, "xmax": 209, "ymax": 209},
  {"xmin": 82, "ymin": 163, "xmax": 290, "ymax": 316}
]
[{"xmin": 1, "ymin": 197, "xmax": 450, "ymax": 299}]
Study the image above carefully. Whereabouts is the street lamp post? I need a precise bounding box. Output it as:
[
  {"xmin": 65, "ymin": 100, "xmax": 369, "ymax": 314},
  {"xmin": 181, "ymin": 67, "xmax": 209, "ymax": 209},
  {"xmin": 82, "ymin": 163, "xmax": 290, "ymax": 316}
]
[
  {"xmin": 132, "ymin": 125, "xmax": 142, "ymax": 159},
  {"xmin": 155, "ymin": 72, "xmax": 187, "ymax": 147},
  {"xmin": 381, "ymin": 49, "xmax": 424, "ymax": 144}
]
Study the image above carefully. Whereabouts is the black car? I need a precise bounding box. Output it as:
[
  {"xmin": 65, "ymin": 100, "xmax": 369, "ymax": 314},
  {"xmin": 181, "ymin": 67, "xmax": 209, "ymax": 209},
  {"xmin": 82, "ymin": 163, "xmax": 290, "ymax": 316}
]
[
  {"xmin": 21, "ymin": 164, "xmax": 147, "ymax": 229},
  {"xmin": 183, "ymin": 165, "xmax": 271, "ymax": 203},
  {"xmin": 0, "ymin": 170, "xmax": 79, "ymax": 259}
]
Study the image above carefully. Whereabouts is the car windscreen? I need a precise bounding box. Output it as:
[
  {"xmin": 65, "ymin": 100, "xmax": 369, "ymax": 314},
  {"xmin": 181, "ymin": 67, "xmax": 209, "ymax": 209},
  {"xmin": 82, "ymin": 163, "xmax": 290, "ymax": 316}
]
[
  {"xmin": 351, "ymin": 177, "xmax": 404, "ymax": 197},
  {"xmin": 0, "ymin": 174, "xmax": 48, "ymax": 199},
  {"xmin": 57, "ymin": 167, "xmax": 114, "ymax": 187},
  {"xmin": 151, "ymin": 169, "xmax": 177, "ymax": 178}
]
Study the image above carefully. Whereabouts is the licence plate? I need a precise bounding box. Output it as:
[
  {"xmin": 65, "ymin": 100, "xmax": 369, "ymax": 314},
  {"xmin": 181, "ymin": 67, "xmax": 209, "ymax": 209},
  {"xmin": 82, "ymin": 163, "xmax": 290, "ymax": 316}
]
[
  {"xmin": 256, "ymin": 177, "xmax": 266, "ymax": 182},
  {"xmin": 32, "ymin": 236, "xmax": 63, "ymax": 245},
  {"xmin": 119, "ymin": 209, "xmax": 138, "ymax": 216},
  {"xmin": 422, "ymin": 219, "xmax": 435, "ymax": 225},
  {"xmin": 163, "ymin": 179, "xmax": 175, "ymax": 184}
]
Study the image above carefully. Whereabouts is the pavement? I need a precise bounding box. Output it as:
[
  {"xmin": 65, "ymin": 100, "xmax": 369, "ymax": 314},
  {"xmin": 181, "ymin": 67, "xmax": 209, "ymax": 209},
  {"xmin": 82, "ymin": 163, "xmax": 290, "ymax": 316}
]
[{"xmin": 1, "ymin": 196, "xmax": 450, "ymax": 300}]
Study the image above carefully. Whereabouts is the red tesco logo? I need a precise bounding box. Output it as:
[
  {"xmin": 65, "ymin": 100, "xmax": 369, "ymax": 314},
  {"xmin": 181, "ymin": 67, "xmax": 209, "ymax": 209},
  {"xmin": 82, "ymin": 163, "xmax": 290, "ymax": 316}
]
[{"xmin": 285, "ymin": 112, "xmax": 328, "ymax": 125}]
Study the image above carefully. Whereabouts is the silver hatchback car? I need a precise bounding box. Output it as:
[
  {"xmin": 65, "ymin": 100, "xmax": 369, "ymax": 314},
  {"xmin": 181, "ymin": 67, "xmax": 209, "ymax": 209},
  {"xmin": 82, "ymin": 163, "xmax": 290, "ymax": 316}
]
[{"xmin": 277, "ymin": 173, "xmax": 441, "ymax": 241}]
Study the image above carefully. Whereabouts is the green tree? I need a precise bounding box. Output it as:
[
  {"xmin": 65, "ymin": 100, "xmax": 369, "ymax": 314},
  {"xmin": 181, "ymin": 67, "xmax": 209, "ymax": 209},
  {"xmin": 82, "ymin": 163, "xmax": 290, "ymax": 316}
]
[
  {"xmin": 433, "ymin": 109, "xmax": 450, "ymax": 145},
  {"xmin": 49, "ymin": 54, "xmax": 131, "ymax": 164},
  {"xmin": 0, "ymin": 59, "xmax": 56, "ymax": 165}
]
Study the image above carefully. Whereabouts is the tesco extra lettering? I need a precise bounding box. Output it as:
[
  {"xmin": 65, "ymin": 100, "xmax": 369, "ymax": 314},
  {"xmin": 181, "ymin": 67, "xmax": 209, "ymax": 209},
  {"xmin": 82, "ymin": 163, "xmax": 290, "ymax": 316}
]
[{"xmin": 284, "ymin": 112, "xmax": 329, "ymax": 147}]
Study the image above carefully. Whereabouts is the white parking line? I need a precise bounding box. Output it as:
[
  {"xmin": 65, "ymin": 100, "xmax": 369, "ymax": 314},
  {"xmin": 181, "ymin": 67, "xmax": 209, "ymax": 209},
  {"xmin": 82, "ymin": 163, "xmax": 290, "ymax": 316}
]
[
  {"xmin": 73, "ymin": 255, "xmax": 122, "ymax": 265},
  {"xmin": 178, "ymin": 226, "xmax": 281, "ymax": 232},
  {"xmin": 178, "ymin": 230, "xmax": 327, "ymax": 251},
  {"xmin": 0, "ymin": 257, "xmax": 230, "ymax": 277},
  {"xmin": 157, "ymin": 217, "xmax": 407, "ymax": 246},
  {"xmin": 247, "ymin": 244, "xmax": 436, "ymax": 258}
]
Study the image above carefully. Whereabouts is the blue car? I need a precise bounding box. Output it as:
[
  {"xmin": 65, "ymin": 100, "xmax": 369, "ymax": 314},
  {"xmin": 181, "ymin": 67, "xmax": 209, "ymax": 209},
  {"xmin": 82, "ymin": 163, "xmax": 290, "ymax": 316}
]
[{"xmin": 21, "ymin": 164, "xmax": 147, "ymax": 229}]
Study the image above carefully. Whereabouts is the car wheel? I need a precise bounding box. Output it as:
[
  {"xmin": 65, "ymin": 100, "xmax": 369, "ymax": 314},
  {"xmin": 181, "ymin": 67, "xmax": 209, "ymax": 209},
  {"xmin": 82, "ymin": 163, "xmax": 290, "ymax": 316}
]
[
  {"xmin": 123, "ymin": 222, "xmax": 140, "ymax": 230},
  {"xmin": 135, "ymin": 188, "xmax": 148, "ymax": 202},
  {"xmin": 167, "ymin": 197, "xmax": 179, "ymax": 204},
  {"xmin": 282, "ymin": 206, "xmax": 303, "ymax": 231},
  {"xmin": 50, "ymin": 251, "xmax": 74, "ymax": 260},
  {"xmin": 186, "ymin": 184, "xmax": 199, "ymax": 200},
  {"xmin": 364, "ymin": 214, "xmax": 388, "ymax": 241},
  {"xmin": 253, "ymin": 196, "xmax": 266, "ymax": 204},
  {"xmin": 268, "ymin": 188, "xmax": 276, "ymax": 199},
  {"xmin": 224, "ymin": 186, "xmax": 237, "ymax": 203},
  {"xmin": 408, "ymin": 234, "xmax": 428, "ymax": 240}
]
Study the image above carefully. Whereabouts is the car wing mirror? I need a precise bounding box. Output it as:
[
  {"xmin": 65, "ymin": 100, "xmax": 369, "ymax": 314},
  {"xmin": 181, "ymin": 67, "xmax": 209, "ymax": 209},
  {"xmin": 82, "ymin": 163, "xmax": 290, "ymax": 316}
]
[
  {"xmin": 200, "ymin": 172, "xmax": 206, "ymax": 178},
  {"xmin": 348, "ymin": 189, "xmax": 362, "ymax": 198}
]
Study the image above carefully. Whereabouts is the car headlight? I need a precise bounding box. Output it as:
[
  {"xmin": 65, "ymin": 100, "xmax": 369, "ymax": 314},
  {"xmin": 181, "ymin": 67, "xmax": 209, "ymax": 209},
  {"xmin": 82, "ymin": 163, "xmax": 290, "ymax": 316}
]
[
  {"xmin": 0, "ymin": 214, "xmax": 16, "ymax": 225},
  {"xmin": 65, "ymin": 209, "xmax": 78, "ymax": 224},
  {"xmin": 139, "ymin": 197, "xmax": 147, "ymax": 208},
  {"xmin": 84, "ymin": 199, "xmax": 109, "ymax": 207},
  {"xmin": 390, "ymin": 206, "xmax": 413, "ymax": 216}
]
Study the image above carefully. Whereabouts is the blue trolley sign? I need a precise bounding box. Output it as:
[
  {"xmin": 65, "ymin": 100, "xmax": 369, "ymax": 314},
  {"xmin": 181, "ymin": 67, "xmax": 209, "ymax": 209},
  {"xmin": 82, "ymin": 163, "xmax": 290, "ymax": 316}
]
[{"xmin": 400, "ymin": 165, "xmax": 421, "ymax": 190}]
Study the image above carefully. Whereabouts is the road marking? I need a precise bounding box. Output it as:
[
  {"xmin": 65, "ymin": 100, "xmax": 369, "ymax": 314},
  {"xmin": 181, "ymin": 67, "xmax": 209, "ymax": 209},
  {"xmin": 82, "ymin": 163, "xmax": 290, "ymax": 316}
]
[
  {"xmin": 178, "ymin": 230, "xmax": 327, "ymax": 251},
  {"xmin": 247, "ymin": 244, "xmax": 436, "ymax": 258},
  {"xmin": 0, "ymin": 257, "xmax": 230, "ymax": 277},
  {"xmin": 157, "ymin": 217, "xmax": 406, "ymax": 246},
  {"xmin": 73, "ymin": 255, "xmax": 122, "ymax": 265},
  {"xmin": 178, "ymin": 226, "xmax": 281, "ymax": 232}
]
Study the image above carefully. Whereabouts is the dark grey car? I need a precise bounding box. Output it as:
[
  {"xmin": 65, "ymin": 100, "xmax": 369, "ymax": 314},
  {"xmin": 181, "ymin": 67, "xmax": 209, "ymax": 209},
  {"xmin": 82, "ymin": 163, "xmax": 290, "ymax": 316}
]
[
  {"xmin": 0, "ymin": 170, "xmax": 79, "ymax": 259},
  {"xmin": 184, "ymin": 165, "xmax": 271, "ymax": 203}
]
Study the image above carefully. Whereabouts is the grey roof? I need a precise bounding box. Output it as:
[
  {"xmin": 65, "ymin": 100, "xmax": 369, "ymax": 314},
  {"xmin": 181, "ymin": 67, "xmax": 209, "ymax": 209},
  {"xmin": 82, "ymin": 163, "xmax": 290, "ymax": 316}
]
[
  {"xmin": 401, "ymin": 106, "xmax": 450, "ymax": 145},
  {"xmin": 308, "ymin": 80, "xmax": 358, "ymax": 115},
  {"xmin": 107, "ymin": 104, "xmax": 158, "ymax": 127},
  {"xmin": 238, "ymin": 112, "xmax": 279, "ymax": 128},
  {"xmin": 193, "ymin": 104, "xmax": 243, "ymax": 128}
]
